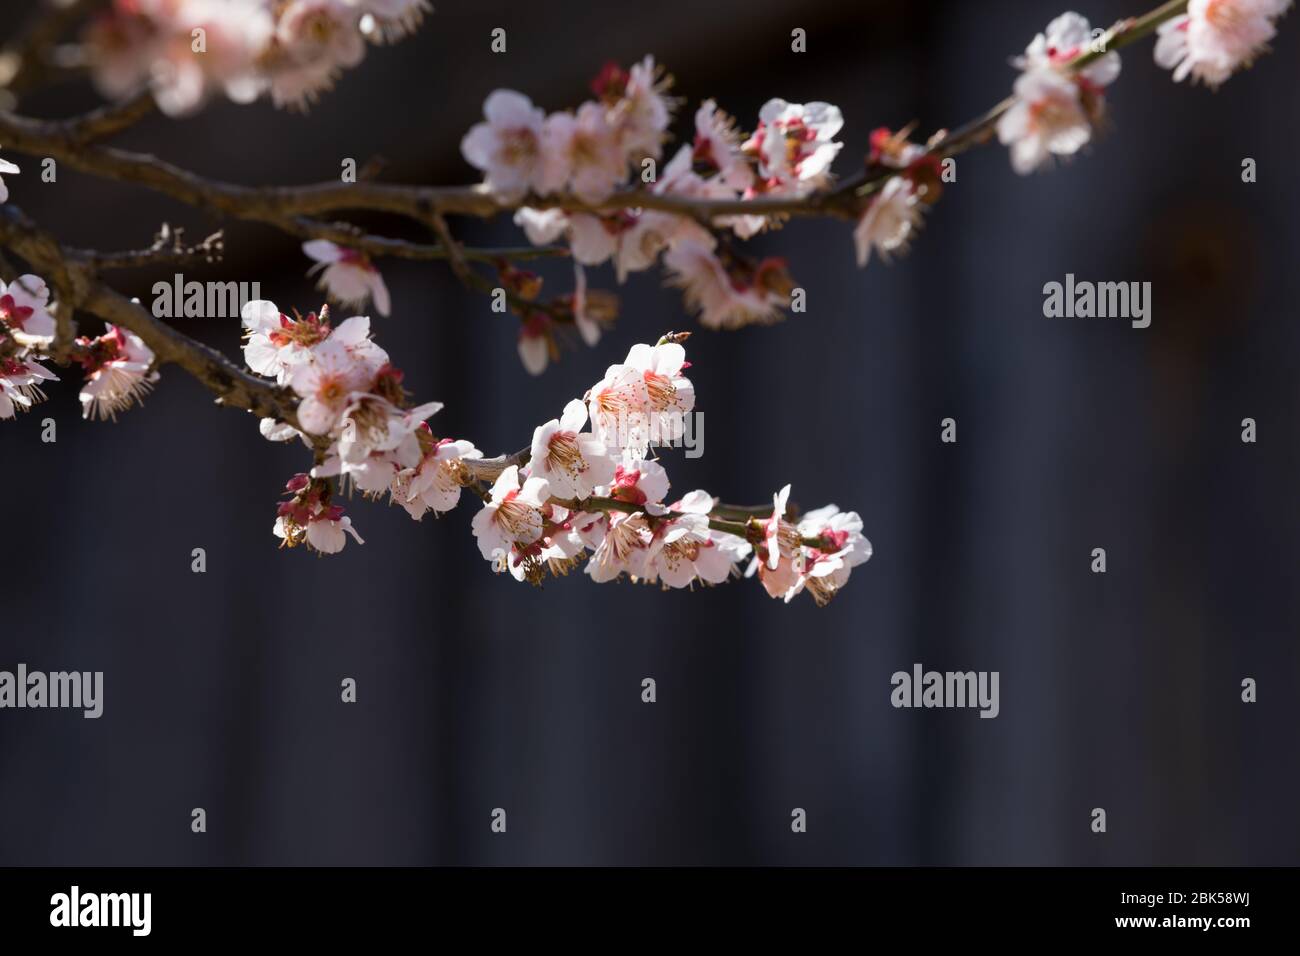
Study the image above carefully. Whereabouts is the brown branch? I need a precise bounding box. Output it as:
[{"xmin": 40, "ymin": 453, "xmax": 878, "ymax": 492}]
[
  {"xmin": 63, "ymin": 91, "xmax": 157, "ymax": 144},
  {"xmin": 0, "ymin": 107, "xmax": 574, "ymax": 268},
  {"xmin": 0, "ymin": 108, "xmax": 868, "ymax": 228},
  {"xmin": 428, "ymin": 210, "xmax": 474, "ymax": 285}
]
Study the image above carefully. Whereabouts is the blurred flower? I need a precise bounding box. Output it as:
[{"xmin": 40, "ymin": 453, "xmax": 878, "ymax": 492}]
[
  {"xmin": 1155, "ymin": 0, "xmax": 1291, "ymax": 88},
  {"xmin": 997, "ymin": 68, "xmax": 1093, "ymax": 174},
  {"xmin": 854, "ymin": 177, "xmax": 925, "ymax": 267},
  {"xmin": 461, "ymin": 90, "xmax": 547, "ymax": 201},
  {"xmin": 541, "ymin": 101, "xmax": 626, "ymax": 203},
  {"xmin": 303, "ymin": 241, "xmax": 391, "ymax": 317}
]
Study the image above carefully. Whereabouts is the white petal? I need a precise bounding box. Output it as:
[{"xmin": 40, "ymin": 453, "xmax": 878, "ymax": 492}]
[{"xmin": 302, "ymin": 239, "xmax": 343, "ymax": 263}]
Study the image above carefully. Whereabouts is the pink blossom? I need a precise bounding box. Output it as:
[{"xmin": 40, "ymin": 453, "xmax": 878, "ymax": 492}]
[
  {"xmin": 663, "ymin": 241, "xmax": 791, "ymax": 330},
  {"xmin": 76, "ymin": 324, "xmax": 158, "ymax": 421},
  {"xmin": 646, "ymin": 490, "xmax": 750, "ymax": 588},
  {"xmin": 997, "ymin": 68, "xmax": 1093, "ymax": 175},
  {"xmin": 1018, "ymin": 12, "xmax": 1122, "ymax": 88},
  {"xmin": 303, "ymin": 240, "xmax": 391, "ymax": 317},
  {"xmin": 0, "ymin": 275, "xmax": 56, "ymax": 347},
  {"xmin": 540, "ymin": 102, "xmax": 627, "ymax": 203},
  {"xmin": 1155, "ymin": 0, "xmax": 1291, "ymax": 88},
  {"xmin": 530, "ymin": 399, "xmax": 615, "ymax": 500},
  {"xmin": 600, "ymin": 56, "xmax": 675, "ymax": 162},
  {"xmin": 471, "ymin": 464, "xmax": 551, "ymax": 563},
  {"xmin": 391, "ymin": 431, "xmax": 482, "ymax": 518},
  {"xmin": 273, "ymin": 475, "xmax": 365, "ymax": 553},
  {"xmin": 743, "ymin": 99, "xmax": 844, "ymax": 196},
  {"xmin": 517, "ymin": 313, "xmax": 552, "ymax": 376},
  {"xmin": 289, "ymin": 339, "xmax": 378, "ymax": 434},
  {"xmin": 461, "ymin": 90, "xmax": 548, "ymax": 201},
  {"xmin": 854, "ymin": 177, "xmax": 926, "ymax": 267},
  {"xmin": 586, "ymin": 510, "xmax": 653, "ymax": 583}
]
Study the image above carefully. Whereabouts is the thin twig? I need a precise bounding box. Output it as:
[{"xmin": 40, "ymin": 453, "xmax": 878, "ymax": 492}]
[
  {"xmin": 279, "ymin": 216, "xmax": 568, "ymax": 263},
  {"xmin": 70, "ymin": 225, "xmax": 224, "ymax": 271}
]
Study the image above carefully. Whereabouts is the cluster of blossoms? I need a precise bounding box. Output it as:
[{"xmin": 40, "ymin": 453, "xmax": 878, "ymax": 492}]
[
  {"xmin": 5, "ymin": 1, "xmax": 1284, "ymax": 604},
  {"xmin": 461, "ymin": 61, "xmax": 829, "ymax": 332},
  {"xmin": 453, "ymin": 6, "xmax": 1288, "ymax": 341},
  {"xmin": 0, "ymin": 274, "xmax": 158, "ymax": 421},
  {"xmin": 239, "ymin": 302, "xmax": 872, "ymax": 604},
  {"xmin": 83, "ymin": 0, "xmax": 430, "ymax": 115},
  {"xmin": 241, "ymin": 297, "xmax": 445, "ymax": 551},
  {"xmin": 747, "ymin": 486, "xmax": 874, "ymax": 607},
  {"xmin": 998, "ymin": 3, "xmax": 1291, "ymax": 174},
  {"xmin": 997, "ymin": 12, "xmax": 1122, "ymax": 176},
  {"xmin": 466, "ymin": 338, "xmax": 871, "ymax": 602}
]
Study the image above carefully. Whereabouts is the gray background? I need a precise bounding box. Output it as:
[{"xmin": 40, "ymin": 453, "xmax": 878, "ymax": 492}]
[{"xmin": 1, "ymin": 0, "xmax": 1297, "ymax": 864}]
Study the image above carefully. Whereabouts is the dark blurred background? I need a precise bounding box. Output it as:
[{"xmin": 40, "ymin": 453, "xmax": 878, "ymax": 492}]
[{"xmin": 1, "ymin": 0, "xmax": 1297, "ymax": 865}]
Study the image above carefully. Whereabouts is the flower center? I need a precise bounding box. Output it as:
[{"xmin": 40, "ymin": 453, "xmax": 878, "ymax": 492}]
[
  {"xmin": 661, "ymin": 536, "xmax": 700, "ymax": 571},
  {"xmin": 500, "ymin": 128, "xmax": 539, "ymax": 166},
  {"xmin": 306, "ymin": 12, "xmax": 338, "ymax": 45},
  {"xmin": 346, "ymin": 397, "xmax": 389, "ymax": 444},
  {"xmin": 643, "ymin": 370, "xmax": 678, "ymax": 412},
  {"xmin": 570, "ymin": 131, "xmax": 601, "ymax": 168},
  {"xmin": 607, "ymin": 514, "xmax": 649, "ymax": 562},
  {"xmin": 594, "ymin": 385, "xmax": 632, "ymax": 419},
  {"xmin": 1205, "ymin": 0, "xmax": 1245, "ymax": 32},
  {"xmin": 546, "ymin": 431, "xmax": 585, "ymax": 477},
  {"xmin": 1029, "ymin": 95, "xmax": 1076, "ymax": 130},
  {"xmin": 319, "ymin": 377, "xmax": 348, "ymax": 404},
  {"xmin": 495, "ymin": 492, "xmax": 539, "ymax": 539},
  {"xmin": 0, "ymin": 294, "xmax": 35, "ymax": 330},
  {"xmin": 270, "ymin": 313, "xmax": 329, "ymax": 348}
]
